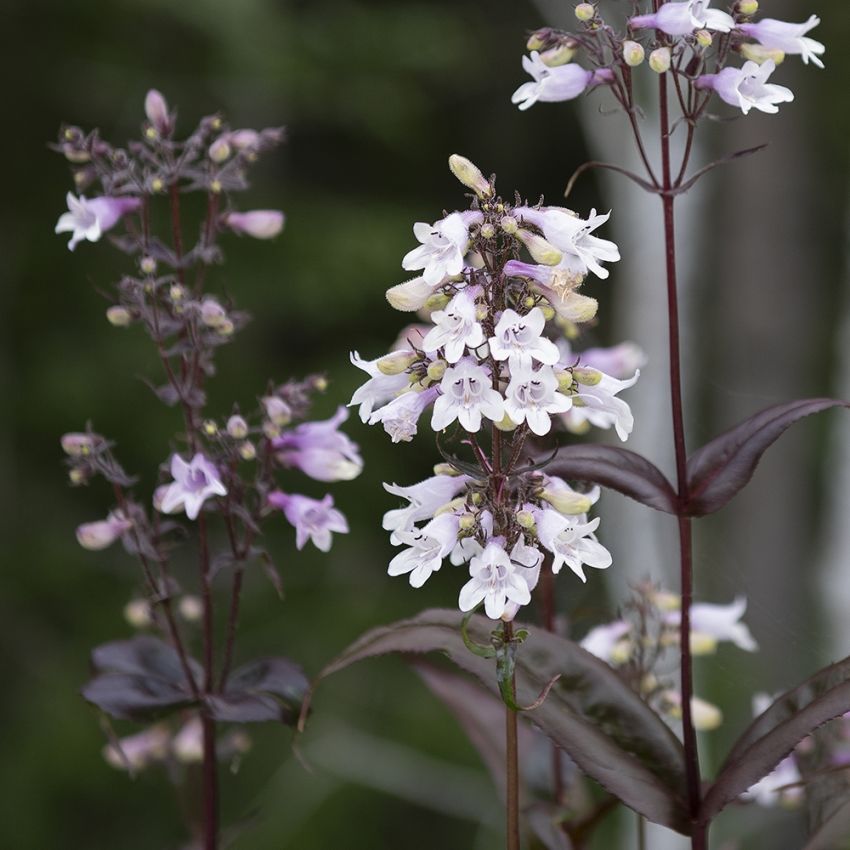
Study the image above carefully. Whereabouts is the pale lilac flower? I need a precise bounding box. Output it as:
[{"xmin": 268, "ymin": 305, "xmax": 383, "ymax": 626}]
[
  {"xmin": 268, "ymin": 491, "xmax": 349, "ymax": 552},
  {"xmin": 739, "ymin": 16, "xmax": 825, "ymax": 68},
  {"xmin": 55, "ymin": 192, "xmax": 141, "ymax": 251},
  {"xmin": 580, "ymin": 620, "xmax": 632, "ymax": 663},
  {"xmin": 159, "ymin": 453, "xmax": 227, "ymax": 520},
  {"xmin": 563, "ymin": 340, "xmax": 647, "ymax": 379},
  {"xmin": 103, "ymin": 724, "xmax": 171, "ymax": 771},
  {"xmin": 349, "ymin": 351, "xmax": 411, "ymax": 423},
  {"xmin": 382, "ymin": 474, "xmax": 469, "ymax": 543},
  {"xmin": 504, "ymin": 365, "xmax": 572, "ymax": 436},
  {"xmin": 388, "ymin": 513, "xmax": 460, "ymax": 588},
  {"xmin": 489, "ymin": 307, "xmax": 560, "ymax": 371},
  {"xmin": 76, "ymin": 511, "xmax": 133, "ymax": 551},
  {"xmin": 503, "ymin": 261, "xmax": 600, "ymax": 324},
  {"xmin": 368, "ymin": 387, "xmax": 439, "ymax": 443},
  {"xmin": 422, "ymin": 290, "xmax": 485, "ymax": 363},
  {"xmin": 630, "ymin": 1, "xmax": 734, "ymax": 36},
  {"xmin": 665, "ymin": 596, "xmax": 758, "ymax": 653},
  {"xmin": 514, "ymin": 206, "xmax": 620, "ymax": 280},
  {"xmin": 273, "ymin": 407, "xmax": 363, "ymax": 482},
  {"xmin": 223, "ymin": 210, "xmax": 285, "ymax": 239},
  {"xmin": 432, "ymin": 359, "xmax": 505, "ymax": 433},
  {"xmin": 534, "ymin": 508, "xmax": 612, "ymax": 579},
  {"xmin": 402, "ymin": 211, "xmax": 481, "ymax": 285},
  {"xmin": 61, "ymin": 431, "xmax": 99, "ymax": 456},
  {"xmin": 696, "ymin": 60, "xmax": 794, "ymax": 115},
  {"xmin": 569, "ymin": 370, "xmax": 640, "ymax": 442},
  {"xmin": 511, "ymin": 53, "xmax": 612, "ymax": 111},
  {"xmin": 458, "ymin": 539, "xmax": 541, "ymax": 621}
]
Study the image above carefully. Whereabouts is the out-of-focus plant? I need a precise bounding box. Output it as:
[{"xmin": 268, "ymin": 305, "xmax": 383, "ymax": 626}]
[
  {"xmin": 56, "ymin": 90, "xmax": 361, "ymax": 850},
  {"xmin": 305, "ymin": 3, "xmax": 850, "ymax": 849}
]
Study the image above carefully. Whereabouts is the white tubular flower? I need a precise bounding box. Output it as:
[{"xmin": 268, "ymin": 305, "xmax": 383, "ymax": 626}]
[
  {"xmin": 570, "ymin": 369, "xmax": 640, "ymax": 442},
  {"xmin": 432, "ymin": 359, "xmax": 505, "ymax": 433},
  {"xmin": 515, "ymin": 206, "xmax": 620, "ymax": 280},
  {"xmin": 561, "ymin": 339, "xmax": 647, "ymax": 379},
  {"xmin": 402, "ymin": 211, "xmax": 481, "ymax": 285},
  {"xmin": 55, "ymin": 193, "xmax": 141, "ymax": 251},
  {"xmin": 383, "ymin": 474, "xmax": 469, "ymax": 543},
  {"xmin": 665, "ymin": 596, "xmax": 759, "ymax": 653},
  {"xmin": 630, "ymin": 1, "xmax": 734, "ymax": 36},
  {"xmin": 739, "ymin": 16, "xmax": 825, "ymax": 68},
  {"xmin": 512, "ymin": 52, "xmax": 608, "ymax": 111},
  {"xmin": 580, "ymin": 620, "xmax": 632, "ymax": 663},
  {"xmin": 388, "ymin": 513, "xmax": 460, "ymax": 588},
  {"xmin": 504, "ymin": 365, "xmax": 572, "ymax": 436},
  {"xmin": 696, "ymin": 60, "xmax": 794, "ymax": 115},
  {"xmin": 489, "ymin": 307, "xmax": 560, "ymax": 371},
  {"xmin": 538, "ymin": 475, "xmax": 600, "ymax": 515},
  {"xmin": 349, "ymin": 351, "xmax": 411, "ymax": 423},
  {"xmin": 534, "ymin": 508, "xmax": 612, "ymax": 580},
  {"xmin": 369, "ymin": 387, "xmax": 439, "ymax": 443},
  {"xmin": 458, "ymin": 539, "xmax": 542, "ymax": 621},
  {"xmin": 386, "ymin": 276, "xmax": 436, "ymax": 312},
  {"xmin": 422, "ymin": 290, "xmax": 485, "ymax": 363}
]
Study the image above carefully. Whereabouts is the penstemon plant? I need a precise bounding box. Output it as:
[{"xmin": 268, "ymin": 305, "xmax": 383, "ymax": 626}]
[
  {"xmin": 307, "ymin": 3, "xmax": 850, "ymax": 850},
  {"xmin": 56, "ymin": 90, "xmax": 361, "ymax": 850}
]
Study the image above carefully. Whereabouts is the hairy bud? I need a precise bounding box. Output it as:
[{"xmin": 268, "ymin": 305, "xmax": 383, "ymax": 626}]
[
  {"xmin": 694, "ymin": 30, "xmax": 713, "ymax": 48},
  {"xmin": 426, "ymin": 360, "xmax": 447, "ymax": 381},
  {"xmin": 540, "ymin": 42, "xmax": 577, "ymax": 67},
  {"xmin": 541, "ymin": 488, "xmax": 593, "ymax": 516},
  {"xmin": 433, "ymin": 462, "xmax": 462, "ymax": 477},
  {"xmin": 649, "ymin": 47, "xmax": 672, "ymax": 74},
  {"xmin": 227, "ymin": 415, "xmax": 249, "ymax": 439},
  {"xmin": 573, "ymin": 367, "xmax": 602, "ymax": 386},
  {"xmin": 448, "ymin": 154, "xmax": 493, "ymax": 199},
  {"xmin": 516, "ymin": 229, "xmax": 563, "ymax": 265},
  {"xmin": 740, "ymin": 43, "xmax": 785, "ymax": 64},
  {"xmin": 737, "ymin": 0, "xmax": 758, "ymax": 14},
  {"xmin": 377, "ymin": 351, "xmax": 418, "ymax": 375},
  {"xmin": 575, "ymin": 3, "xmax": 595, "ymax": 22},
  {"xmin": 623, "ymin": 40, "xmax": 645, "ymax": 67}
]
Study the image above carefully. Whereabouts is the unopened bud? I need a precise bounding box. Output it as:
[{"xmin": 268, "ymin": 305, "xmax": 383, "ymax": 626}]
[
  {"xmin": 740, "ymin": 43, "xmax": 785, "ymax": 64},
  {"xmin": 202, "ymin": 419, "xmax": 218, "ymax": 436},
  {"xmin": 424, "ymin": 292, "xmax": 451, "ymax": 311},
  {"xmin": 124, "ymin": 599, "xmax": 153, "ymax": 629},
  {"xmin": 208, "ymin": 137, "xmax": 232, "ymax": 163},
  {"xmin": 433, "ymin": 462, "xmax": 461, "ymax": 477},
  {"xmin": 224, "ymin": 210, "xmax": 285, "ymax": 239},
  {"xmin": 623, "ymin": 40, "xmax": 645, "ymax": 67},
  {"xmin": 150, "ymin": 177, "xmax": 164, "ymax": 194},
  {"xmin": 470, "ymin": 492, "xmax": 483, "ymax": 506},
  {"xmin": 262, "ymin": 396, "xmax": 292, "ymax": 427},
  {"xmin": 539, "ymin": 304, "xmax": 555, "ymax": 321},
  {"xmin": 313, "ymin": 375, "xmax": 329, "ymax": 392},
  {"xmin": 610, "ymin": 640, "xmax": 633, "ymax": 665},
  {"xmin": 448, "ymin": 154, "xmax": 493, "ymax": 199},
  {"xmin": 540, "ymin": 42, "xmax": 577, "ymax": 67},
  {"xmin": 516, "ymin": 229, "xmax": 563, "ymax": 265},
  {"xmin": 227, "ymin": 415, "xmax": 249, "ymax": 439},
  {"xmin": 500, "ymin": 215, "xmax": 518, "ymax": 235},
  {"xmin": 651, "ymin": 590, "xmax": 681, "ymax": 611},
  {"xmin": 541, "ymin": 488, "xmax": 593, "ymax": 516},
  {"xmin": 475, "ymin": 304, "xmax": 488, "ymax": 322},
  {"xmin": 640, "ymin": 673, "xmax": 658, "ymax": 694},
  {"xmin": 690, "ymin": 632, "xmax": 718, "ymax": 656},
  {"xmin": 238, "ymin": 441, "xmax": 256, "ymax": 461},
  {"xmin": 217, "ymin": 318, "xmax": 235, "ymax": 336},
  {"xmin": 480, "ymin": 223, "xmax": 496, "ymax": 239},
  {"xmin": 737, "ymin": 0, "xmax": 758, "ymax": 14},
  {"xmin": 69, "ymin": 467, "xmax": 87, "ymax": 486},
  {"xmin": 516, "ymin": 510, "xmax": 536, "ymax": 530},
  {"xmin": 527, "ymin": 30, "xmax": 549, "ymax": 51},
  {"xmin": 377, "ymin": 351, "xmax": 418, "ymax": 375},
  {"xmin": 262, "ymin": 421, "xmax": 280, "ymax": 440},
  {"xmin": 140, "ymin": 256, "xmax": 157, "ymax": 275},
  {"xmin": 694, "ymin": 29, "xmax": 712, "ymax": 48},
  {"xmin": 556, "ymin": 370, "xmax": 575, "ymax": 393},
  {"xmin": 692, "ymin": 697, "xmax": 723, "ymax": 731},
  {"xmin": 200, "ymin": 298, "xmax": 228, "ymax": 329},
  {"xmin": 573, "ymin": 367, "xmax": 602, "ymax": 386},
  {"xmin": 458, "ymin": 513, "xmax": 476, "ymax": 530},
  {"xmin": 649, "ymin": 47, "xmax": 671, "ymax": 74},
  {"xmin": 575, "ymin": 3, "xmax": 595, "ymax": 22},
  {"xmin": 178, "ymin": 595, "xmax": 203, "ymax": 622},
  {"xmin": 210, "ymin": 179, "xmax": 223, "ymax": 194},
  {"xmin": 494, "ymin": 412, "xmax": 518, "ymax": 432},
  {"xmin": 169, "ymin": 286, "xmax": 185, "ymax": 304},
  {"xmin": 144, "ymin": 89, "xmax": 171, "ymax": 136},
  {"xmin": 76, "ymin": 514, "xmax": 131, "ymax": 550},
  {"xmin": 62, "ymin": 432, "xmax": 97, "ymax": 456},
  {"xmin": 173, "ymin": 719, "xmax": 204, "ymax": 764},
  {"xmin": 435, "ymin": 497, "xmax": 467, "ymax": 516},
  {"xmin": 427, "ymin": 360, "xmax": 447, "ymax": 381}
]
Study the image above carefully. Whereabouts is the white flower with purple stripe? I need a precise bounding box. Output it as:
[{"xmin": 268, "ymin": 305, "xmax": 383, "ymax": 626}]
[
  {"xmin": 388, "ymin": 513, "xmax": 460, "ymax": 588},
  {"xmin": 504, "ymin": 365, "xmax": 571, "ymax": 436},
  {"xmin": 55, "ymin": 192, "xmax": 141, "ymax": 251},
  {"xmin": 489, "ymin": 307, "xmax": 560, "ymax": 372},
  {"xmin": 432, "ymin": 359, "xmax": 504, "ymax": 433},
  {"xmin": 402, "ymin": 211, "xmax": 481, "ymax": 285},
  {"xmin": 422, "ymin": 289, "xmax": 485, "ymax": 363},
  {"xmin": 534, "ymin": 508, "xmax": 612, "ymax": 580}
]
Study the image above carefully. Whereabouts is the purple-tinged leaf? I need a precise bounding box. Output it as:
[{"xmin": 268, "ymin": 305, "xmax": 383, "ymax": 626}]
[
  {"xmin": 82, "ymin": 673, "xmax": 195, "ymax": 721},
  {"xmin": 310, "ymin": 609, "xmax": 689, "ymax": 833},
  {"xmin": 526, "ymin": 804, "xmax": 574, "ymax": 850},
  {"xmin": 547, "ymin": 445, "xmax": 678, "ymax": 514},
  {"xmin": 686, "ymin": 399, "xmax": 848, "ymax": 516},
  {"xmin": 92, "ymin": 635, "xmax": 202, "ymax": 684},
  {"xmin": 205, "ymin": 692, "xmax": 286, "ymax": 723},
  {"xmin": 700, "ymin": 656, "xmax": 850, "ymax": 823},
  {"xmin": 228, "ymin": 657, "xmax": 308, "ymax": 714}
]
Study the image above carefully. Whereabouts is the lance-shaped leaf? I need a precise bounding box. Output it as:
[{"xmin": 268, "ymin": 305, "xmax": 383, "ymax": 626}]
[
  {"xmin": 700, "ymin": 656, "xmax": 850, "ymax": 822},
  {"xmin": 547, "ymin": 445, "xmax": 678, "ymax": 514},
  {"xmin": 686, "ymin": 399, "xmax": 848, "ymax": 516},
  {"xmin": 310, "ymin": 609, "xmax": 689, "ymax": 833}
]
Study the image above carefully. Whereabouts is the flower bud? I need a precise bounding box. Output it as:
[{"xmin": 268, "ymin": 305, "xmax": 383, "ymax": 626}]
[
  {"xmin": 540, "ymin": 42, "xmax": 577, "ymax": 67},
  {"xmin": 610, "ymin": 639, "xmax": 633, "ymax": 665},
  {"xmin": 239, "ymin": 441, "xmax": 257, "ymax": 461},
  {"xmin": 313, "ymin": 375, "xmax": 329, "ymax": 392},
  {"xmin": 448, "ymin": 154, "xmax": 493, "ymax": 199},
  {"xmin": 458, "ymin": 513, "xmax": 476, "ymax": 531},
  {"xmin": 178, "ymin": 595, "xmax": 203, "ymax": 622},
  {"xmin": 217, "ymin": 318, "xmax": 235, "ymax": 336},
  {"xmin": 424, "ymin": 292, "xmax": 451, "ymax": 311},
  {"xmin": 649, "ymin": 47, "xmax": 671, "ymax": 74},
  {"xmin": 690, "ymin": 632, "xmax": 718, "ymax": 656},
  {"xmin": 555, "ymin": 370, "xmax": 575, "ymax": 393},
  {"xmin": 201, "ymin": 298, "xmax": 228, "ymax": 328},
  {"xmin": 692, "ymin": 697, "xmax": 723, "ymax": 731},
  {"xmin": 433, "ymin": 462, "xmax": 462, "ymax": 477},
  {"xmin": 541, "ymin": 488, "xmax": 593, "ymax": 516},
  {"xmin": 426, "ymin": 360, "xmax": 447, "ymax": 381},
  {"xmin": 262, "ymin": 421, "xmax": 280, "ymax": 440},
  {"xmin": 475, "ymin": 304, "xmax": 488, "ymax": 322},
  {"xmin": 208, "ymin": 137, "xmax": 232, "ymax": 163},
  {"xmin": 263, "ymin": 396, "xmax": 292, "ymax": 427},
  {"xmin": 480, "ymin": 223, "xmax": 496, "ymax": 239},
  {"xmin": 516, "ymin": 510, "xmax": 536, "ymax": 530},
  {"xmin": 500, "ymin": 215, "xmax": 518, "ymax": 235},
  {"xmin": 435, "ymin": 497, "xmax": 467, "ymax": 516},
  {"xmin": 210, "ymin": 179, "xmax": 223, "ymax": 194},
  {"xmin": 227, "ymin": 415, "xmax": 249, "ymax": 439},
  {"xmin": 739, "ymin": 43, "xmax": 785, "ymax": 64},
  {"xmin": 516, "ymin": 229, "xmax": 563, "ymax": 266},
  {"xmin": 173, "ymin": 718, "xmax": 204, "ymax": 764},
  {"xmin": 124, "ymin": 598, "xmax": 153, "ymax": 629},
  {"xmin": 575, "ymin": 3, "xmax": 595, "ymax": 22},
  {"xmin": 694, "ymin": 29, "xmax": 713, "ymax": 48},
  {"xmin": 202, "ymin": 419, "xmax": 218, "ymax": 436},
  {"xmin": 623, "ymin": 40, "xmax": 645, "ymax": 67},
  {"xmin": 737, "ymin": 0, "xmax": 758, "ymax": 14},
  {"xmin": 69, "ymin": 468, "xmax": 87, "ymax": 486},
  {"xmin": 494, "ymin": 412, "xmax": 519, "ymax": 432},
  {"xmin": 140, "ymin": 255, "xmax": 157, "ymax": 275},
  {"xmin": 470, "ymin": 492, "xmax": 483, "ymax": 506},
  {"xmin": 385, "ymin": 278, "xmax": 433, "ymax": 312},
  {"xmin": 61, "ymin": 432, "xmax": 97, "ymax": 456},
  {"xmin": 651, "ymin": 590, "xmax": 681, "ymax": 611},
  {"xmin": 573, "ymin": 367, "xmax": 602, "ymax": 386},
  {"xmin": 526, "ymin": 29, "xmax": 550, "ymax": 51},
  {"xmin": 223, "ymin": 210, "xmax": 285, "ymax": 239},
  {"xmin": 539, "ymin": 304, "xmax": 555, "ymax": 321},
  {"xmin": 144, "ymin": 89, "xmax": 171, "ymax": 136},
  {"xmin": 76, "ymin": 513, "xmax": 132, "ymax": 550},
  {"xmin": 377, "ymin": 351, "xmax": 418, "ymax": 375}
]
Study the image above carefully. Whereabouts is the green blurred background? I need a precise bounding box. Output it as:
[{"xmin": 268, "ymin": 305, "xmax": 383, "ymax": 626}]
[{"xmin": 4, "ymin": 0, "xmax": 850, "ymax": 848}]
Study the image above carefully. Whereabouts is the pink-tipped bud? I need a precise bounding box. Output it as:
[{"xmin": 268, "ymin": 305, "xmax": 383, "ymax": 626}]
[
  {"xmin": 623, "ymin": 40, "xmax": 645, "ymax": 67},
  {"xmin": 263, "ymin": 396, "xmax": 292, "ymax": 427},
  {"xmin": 226, "ymin": 415, "xmax": 249, "ymax": 439},
  {"xmin": 223, "ymin": 210, "xmax": 285, "ymax": 239},
  {"xmin": 200, "ymin": 298, "xmax": 228, "ymax": 329},
  {"xmin": 575, "ymin": 3, "xmax": 595, "ymax": 22},
  {"xmin": 106, "ymin": 306, "xmax": 132, "ymax": 327},
  {"xmin": 144, "ymin": 89, "xmax": 171, "ymax": 136},
  {"xmin": 76, "ymin": 512, "xmax": 132, "ymax": 551},
  {"xmin": 61, "ymin": 432, "xmax": 97, "ymax": 456},
  {"xmin": 208, "ymin": 137, "xmax": 232, "ymax": 163},
  {"xmin": 649, "ymin": 47, "xmax": 672, "ymax": 74},
  {"xmin": 228, "ymin": 129, "xmax": 261, "ymax": 150}
]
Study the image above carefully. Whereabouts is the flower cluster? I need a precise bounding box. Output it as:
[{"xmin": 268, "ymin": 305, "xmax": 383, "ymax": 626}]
[
  {"xmin": 512, "ymin": 3, "xmax": 823, "ymax": 118},
  {"xmin": 351, "ymin": 156, "xmax": 639, "ymax": 620}
]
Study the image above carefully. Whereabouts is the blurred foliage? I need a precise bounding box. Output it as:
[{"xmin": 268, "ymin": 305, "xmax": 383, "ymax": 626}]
[{"xmin": 3, "ymin": 0, "xmax": 850, "ymax": 848}]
